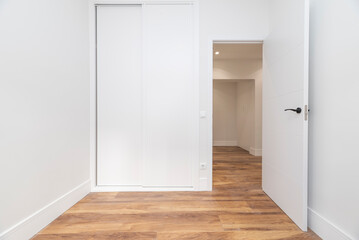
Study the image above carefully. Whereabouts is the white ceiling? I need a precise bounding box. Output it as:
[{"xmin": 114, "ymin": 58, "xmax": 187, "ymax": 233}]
[{"xmin": 213, "ymin": 43, "xmax": 263, "ymax": 60}]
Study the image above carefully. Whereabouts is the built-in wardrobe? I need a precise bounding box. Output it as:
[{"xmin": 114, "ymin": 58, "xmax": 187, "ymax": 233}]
[{"xmin": 96, "ymin": 3, "xmax": 198, "ymax": 190}]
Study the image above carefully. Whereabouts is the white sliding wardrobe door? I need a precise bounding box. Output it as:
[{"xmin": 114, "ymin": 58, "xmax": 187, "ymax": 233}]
[
  {"xmin": 142, "ymin": 4, "xmax": 196, "ymax": 187},
  {"xmin": 97, "ymin": 5, "xmax": 142, "ymax": 185}
]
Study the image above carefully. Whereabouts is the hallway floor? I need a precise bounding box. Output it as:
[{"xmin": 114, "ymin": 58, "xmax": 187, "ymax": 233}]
[{"xmin": 33, "ymin": 147, "xmax": 320, "ymax": 239}]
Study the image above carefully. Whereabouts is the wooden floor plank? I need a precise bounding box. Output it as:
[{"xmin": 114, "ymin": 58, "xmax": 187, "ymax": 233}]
[
  {"xmin": 32, "ymin": 147, "xmax": 321, "ymax": 239},
  {"xmin": 157, "ymin": 230, "xmax": 320, "ymax": 240},
  {"xmin": 34, "ymin": 232, "xmax": 157, "ymax": 240}
]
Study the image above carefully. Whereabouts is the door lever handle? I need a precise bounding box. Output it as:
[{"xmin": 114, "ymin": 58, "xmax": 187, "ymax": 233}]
[{"xmin": 285, "ymin": 107, "xmax": 302, "ymax": 114}]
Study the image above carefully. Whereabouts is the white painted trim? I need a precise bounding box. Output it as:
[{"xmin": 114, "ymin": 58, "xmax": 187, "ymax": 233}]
[
  {"xmin": 302, "ymin": 0, "xmax": 310, "ymax": 231},
  {"xmin": 93, "ymin": 186, "xmax": 194, "ymax": 192},
  {"xmin": 89, "ymin": 0, "xmax": 199, "ymax": 191},
  {"xmin": 89, "ymin": 0, "xmax": 97, "ymax": 192},
  {"xmin": 308, "ymin": 208, "xmax": 354, "ymax": 240},
  {"xmin": 192, "ymin": 0, "xmax": 200, "ymax": 191},
  {"xmin": 213, "ymin": 41, "xmax": 263, "ymax": 44},
  {"xmin": 0, "ymin": 180, "xmax": 90, "ymax": 240},
  {"xmin": 213, "ymin": 141, "xmax": 238, "ymax": 146},
  {"xmin": 92, "ymin": 0, "xmax": 195, "ymax": 4},
  {"xmin": 199, "ymin": 178, "xmax": 208, "ymax": 191},
  {"xmin": 249, "ymin": 147, "xmax": 262, "ymax": 156},
  {"xmin": 208, "ymin": 37, "xmax": 265, "ymax": 191}
]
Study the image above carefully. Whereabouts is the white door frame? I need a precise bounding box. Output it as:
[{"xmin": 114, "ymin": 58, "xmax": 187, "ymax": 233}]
[
  {"xmin": 207, "ymin": 38, "xmax": 263, "ymax": 190},
  {"xmin": 89, "ymin": 0, "xmax": 199, "ymax": 192}
]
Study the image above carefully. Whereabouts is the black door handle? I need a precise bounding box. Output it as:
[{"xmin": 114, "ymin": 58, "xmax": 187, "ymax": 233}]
[{"xmin": 285, "ymin": 107, "xmax": 302, "ymax": 114}]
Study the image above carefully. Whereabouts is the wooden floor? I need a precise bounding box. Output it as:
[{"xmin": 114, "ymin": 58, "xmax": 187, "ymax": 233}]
[{"xmin": 33, "ymin": 147, "xmax": 321, "ymax": 239}]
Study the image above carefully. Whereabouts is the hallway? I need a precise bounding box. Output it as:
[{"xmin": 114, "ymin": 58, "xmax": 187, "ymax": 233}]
[{"xmin": 33, "ymin": 147, "xmax": 320, "ymax": 239}]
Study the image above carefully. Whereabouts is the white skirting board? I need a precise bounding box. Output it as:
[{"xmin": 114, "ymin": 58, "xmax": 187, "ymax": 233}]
[
  {"xmin": 199, "ymin": 178, "xmax": 208, "ymax": 191},
  {"xmin": 213, "ymin": 141, "xmax": 238, "ymax": 146},
  {"xmin": 0, "ymin": 180, "xmax": 91, "ymax": 240},
  {"xmin": 92, "ymin": 185, "xmax": 195, "ymax": 192},
  {"xmin": 308, "ymin": 208, "xmax": 354, "ymax": 240},
  {"xmin": 249, "ymin": 147, "xmax": 262, "ymax": 156}
]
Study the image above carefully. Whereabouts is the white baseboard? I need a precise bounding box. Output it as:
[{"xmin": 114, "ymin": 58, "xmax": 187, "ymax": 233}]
[
  {"xmin": 213, "ymin": 141, "xmax": 238, "ymax": 146},
  {"xmin": 0, "ymin": 180, "xmax": 91, "ymax": 240},
  {"xmin": 308, "ymin": 208, "xmax": 353, "ymax": 240},
  {"xmin": 249, "ymin": 147, "xmax": 262, "ymax": 156},
  {"xmin": 92, "ymin": 185, "xmax": 195, "ymax": 192},
  {"xmin": 199, "ymin": 178, "xmax": 208, "ymax": 191}
]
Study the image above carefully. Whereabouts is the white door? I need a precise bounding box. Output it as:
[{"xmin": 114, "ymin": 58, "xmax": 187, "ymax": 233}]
[{"xmin": 262, "ymin": 0, "xmax": 309, "ymax": 231}]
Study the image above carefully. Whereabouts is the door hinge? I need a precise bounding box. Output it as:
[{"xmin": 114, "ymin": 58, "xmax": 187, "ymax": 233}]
[{"xmin": 304, "ymin": 105, "xmax": 309, "ymax": 121}]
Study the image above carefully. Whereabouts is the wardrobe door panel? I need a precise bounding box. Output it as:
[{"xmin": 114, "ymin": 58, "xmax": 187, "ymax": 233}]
[
  {"xmin": 97, "ymin": 5, "xmax": 142, "ymax": 186},
  {"xmin": 142, "ymin": 4, "xmax": 196, "ymax": 187}
]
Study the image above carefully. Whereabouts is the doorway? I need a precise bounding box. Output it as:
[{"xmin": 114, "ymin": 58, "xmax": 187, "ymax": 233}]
[{"xmin": 212, "ymin": 42, "xmax": 263, "ymax": 187}]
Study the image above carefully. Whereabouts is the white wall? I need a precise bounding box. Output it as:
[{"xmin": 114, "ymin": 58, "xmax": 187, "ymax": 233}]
[
  {"xmin": 213, "ymin": 80, "xmax": 255, "ymax": 152},
  {"xmin": 309, "ymin": 0, "xmax": 359, "ymax": 239},
  {"xmin": 213, "ymin": 81, "xmax": 238, "ymax": 146},
  {"xmin": 0, "ymin": 0, "xmax": 90, "ymax": 239},
  {"xmin": 237, "ymin": 80, "xmax": 255, "ymax": 152}
]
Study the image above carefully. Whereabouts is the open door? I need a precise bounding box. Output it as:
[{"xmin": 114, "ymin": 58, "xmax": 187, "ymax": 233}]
[{"xmin": 262, "ymin": 0, "xmax": 309, "ymax": 231}]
